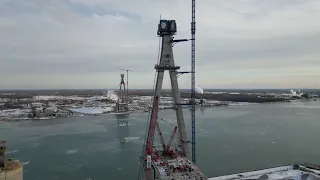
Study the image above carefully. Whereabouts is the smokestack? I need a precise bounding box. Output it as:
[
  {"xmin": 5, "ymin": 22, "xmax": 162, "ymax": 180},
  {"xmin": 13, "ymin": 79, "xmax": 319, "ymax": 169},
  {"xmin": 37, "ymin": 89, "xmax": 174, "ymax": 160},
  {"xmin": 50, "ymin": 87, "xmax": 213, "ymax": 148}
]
[{"xmin": 195, "ymin": 86, "xmax": 204, "ymax": 106}]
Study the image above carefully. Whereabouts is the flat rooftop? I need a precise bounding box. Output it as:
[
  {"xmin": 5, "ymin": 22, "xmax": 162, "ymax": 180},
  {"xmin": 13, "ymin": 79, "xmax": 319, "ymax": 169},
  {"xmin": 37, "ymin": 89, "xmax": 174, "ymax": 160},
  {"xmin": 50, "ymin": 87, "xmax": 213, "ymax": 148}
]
[{"xmin": 209, "ymin": 164, "xmax": 320, "ymax": 180}]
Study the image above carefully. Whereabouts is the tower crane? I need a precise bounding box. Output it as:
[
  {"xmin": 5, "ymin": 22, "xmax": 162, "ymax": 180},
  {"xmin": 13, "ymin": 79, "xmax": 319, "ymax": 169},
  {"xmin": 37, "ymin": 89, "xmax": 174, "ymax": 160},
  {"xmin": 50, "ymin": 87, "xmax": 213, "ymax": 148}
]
[{"xmin": 191, "ymin": 0, "xmax": 197, "ymax": 164}]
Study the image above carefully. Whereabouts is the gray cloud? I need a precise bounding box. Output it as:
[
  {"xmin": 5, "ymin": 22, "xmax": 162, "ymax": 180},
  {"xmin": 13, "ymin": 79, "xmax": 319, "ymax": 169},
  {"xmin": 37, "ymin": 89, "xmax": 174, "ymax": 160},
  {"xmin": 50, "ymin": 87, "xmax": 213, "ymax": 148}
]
[{"xmin": 0, "ymin": 0, "xmax": 320, "ymax": 89}]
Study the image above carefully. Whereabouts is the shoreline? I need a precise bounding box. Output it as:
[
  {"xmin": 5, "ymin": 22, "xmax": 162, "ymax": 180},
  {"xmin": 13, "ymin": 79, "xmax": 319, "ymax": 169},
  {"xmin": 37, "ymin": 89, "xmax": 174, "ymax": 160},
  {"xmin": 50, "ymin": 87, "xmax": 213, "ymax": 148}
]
[
  {"xmin": 1, "ymin": 103, "xmax": 227, "ymax": 121},
  {"xmin": 0, "ymin": 101, "xmax": 288, "ymax": 122},
  {"xmin": 1, "ymin": 90, "xmax": 318, "ymax": 122}
]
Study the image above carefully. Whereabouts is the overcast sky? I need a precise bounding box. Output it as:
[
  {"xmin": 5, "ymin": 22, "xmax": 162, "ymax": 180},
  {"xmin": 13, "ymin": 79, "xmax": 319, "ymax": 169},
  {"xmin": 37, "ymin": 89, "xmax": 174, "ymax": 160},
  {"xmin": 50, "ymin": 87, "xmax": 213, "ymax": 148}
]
[{"xmin": 1, "ymin": 0, "xmax": 320, "ymax": 89}]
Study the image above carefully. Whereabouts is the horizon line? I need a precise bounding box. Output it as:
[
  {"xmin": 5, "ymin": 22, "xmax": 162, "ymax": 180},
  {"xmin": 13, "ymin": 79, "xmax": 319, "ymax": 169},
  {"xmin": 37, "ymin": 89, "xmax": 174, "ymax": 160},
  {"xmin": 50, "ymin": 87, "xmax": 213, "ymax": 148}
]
[{"xmin": 0, "ymin": 88, "xmax": 319, "ymax": 91}]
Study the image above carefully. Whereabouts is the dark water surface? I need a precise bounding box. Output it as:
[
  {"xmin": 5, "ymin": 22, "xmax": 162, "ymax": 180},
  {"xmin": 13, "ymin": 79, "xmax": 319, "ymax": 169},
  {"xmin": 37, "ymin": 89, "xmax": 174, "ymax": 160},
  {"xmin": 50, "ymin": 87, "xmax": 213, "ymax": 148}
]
[{"xmin": 1, "ymin": 100, "xmax": 320, "ymax": 180}]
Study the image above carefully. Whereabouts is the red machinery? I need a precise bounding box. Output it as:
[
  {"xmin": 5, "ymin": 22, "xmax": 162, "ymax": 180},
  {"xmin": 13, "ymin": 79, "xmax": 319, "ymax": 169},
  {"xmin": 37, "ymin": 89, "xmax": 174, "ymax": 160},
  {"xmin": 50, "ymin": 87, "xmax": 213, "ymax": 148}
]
[
  {"xmin": 145, "ymin": 96, "xmax": 159, "ymax": 179},
  {"xmin": 165, "ymin": 126, "xmax": 177, "ymax": 153},
  {"xmin": 144, "ymin": 96, "xmax": 179, "ymax": 180}
]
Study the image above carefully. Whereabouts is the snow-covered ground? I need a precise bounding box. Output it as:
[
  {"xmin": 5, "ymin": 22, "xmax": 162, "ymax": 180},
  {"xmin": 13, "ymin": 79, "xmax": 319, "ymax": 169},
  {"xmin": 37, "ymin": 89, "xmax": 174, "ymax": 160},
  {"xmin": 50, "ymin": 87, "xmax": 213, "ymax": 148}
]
[
  {"xmin": 69, "ymin": 107, "xmax": 113, "ymax": 115},
  {"xmin": 33, "ymin": 95, "xmax": 85, "ymax": 101},
  {"xmin": 0, "ymin": 109, "xmax": 31, "ymax": 117},
  {"xmin": 32, "ymin": 90, "xmax": 119, "ymax": 102},
  {"xmin": 0, "ymin": 98, "xmax": 9, "ymax": 102},
  {"xmin": 87, "ymin": 96, "xmax": 108, "ymax": 101},
  {"xmin": 0, "ymin": 89, "xmax": 231, "ymax": 120},
  {"xmin": 208, "ymin": 165, "xmax": 320, "ymax": 180}
]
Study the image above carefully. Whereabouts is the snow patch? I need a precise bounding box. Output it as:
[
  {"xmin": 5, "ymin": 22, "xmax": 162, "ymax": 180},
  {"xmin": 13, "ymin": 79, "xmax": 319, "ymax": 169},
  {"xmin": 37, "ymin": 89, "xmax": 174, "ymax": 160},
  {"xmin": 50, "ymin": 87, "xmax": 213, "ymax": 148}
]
[
  {"xmin": 33, "ymin": 95, "xmax": 85, "ymax": 101},
  {"xmin": 70, "ymin": 107, "xmax": 112, "ymax": 114},
  {"xmin": 0, "ymin": 109, "xmax": 31, "ymax": 117},
  {"xmin": 139, "ymin": 96, "xmax": 152, "ymax": 101}
]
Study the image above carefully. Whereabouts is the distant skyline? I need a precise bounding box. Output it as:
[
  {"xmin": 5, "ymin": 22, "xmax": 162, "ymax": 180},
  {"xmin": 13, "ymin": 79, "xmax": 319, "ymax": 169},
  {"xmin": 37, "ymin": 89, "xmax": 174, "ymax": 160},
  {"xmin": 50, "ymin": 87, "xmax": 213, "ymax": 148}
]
[{"xmin": 1, "ymin": 0, "xmax": 320, "ymax": 89}]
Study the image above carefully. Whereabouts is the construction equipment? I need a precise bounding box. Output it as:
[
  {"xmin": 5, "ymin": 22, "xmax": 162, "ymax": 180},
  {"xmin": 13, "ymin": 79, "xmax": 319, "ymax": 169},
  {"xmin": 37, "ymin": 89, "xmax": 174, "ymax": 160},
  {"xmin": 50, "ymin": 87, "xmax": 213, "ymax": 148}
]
[
  {"xmin": 165, "ymin": 126, "xmax": 177, "ymax": 153},
  {"xmin": 144, "ymin": 96, "xmax": 160, "ymax": 180},
  {"xmin": 156, "ymin": 121, "xmax": 166, "ymax": 151},
  {"xmin": 191, "ymin": 0, "xmax": 197, "ymax": 164}
]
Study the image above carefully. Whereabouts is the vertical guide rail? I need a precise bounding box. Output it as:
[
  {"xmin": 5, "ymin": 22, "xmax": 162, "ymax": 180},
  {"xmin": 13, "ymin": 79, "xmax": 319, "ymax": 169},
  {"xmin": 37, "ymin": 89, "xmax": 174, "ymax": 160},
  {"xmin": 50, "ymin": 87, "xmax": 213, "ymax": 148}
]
[
  {"xmin": 126, "ymin": 71, "xmax": 129, "ymax": 103},
  {"xmin": 191, "ymin": 0, "xmax": 196, "ymax": 164}
]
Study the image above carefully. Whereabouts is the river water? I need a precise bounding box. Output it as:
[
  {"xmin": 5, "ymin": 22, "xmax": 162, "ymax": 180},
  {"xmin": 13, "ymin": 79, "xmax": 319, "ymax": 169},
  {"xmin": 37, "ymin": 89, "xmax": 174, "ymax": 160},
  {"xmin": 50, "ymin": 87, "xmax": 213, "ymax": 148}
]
[{"xmin": 1, "ymin": 100, "xmax": 320, "ymax": 180}]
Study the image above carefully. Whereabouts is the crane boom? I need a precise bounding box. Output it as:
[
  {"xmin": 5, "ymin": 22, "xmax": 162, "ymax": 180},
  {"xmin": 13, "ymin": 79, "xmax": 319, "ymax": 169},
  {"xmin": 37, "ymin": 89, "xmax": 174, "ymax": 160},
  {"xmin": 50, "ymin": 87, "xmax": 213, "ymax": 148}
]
[
  {"xmin": 166, "ymin": 126, "xmax": 177, "ymax": 152},
  {"xmin": 156, "ymin": 121, "xmax": 166, "ymax": 151},
  {"xmin": 145, "ymin": 95, "xmax": 159, "ymax": 180}
]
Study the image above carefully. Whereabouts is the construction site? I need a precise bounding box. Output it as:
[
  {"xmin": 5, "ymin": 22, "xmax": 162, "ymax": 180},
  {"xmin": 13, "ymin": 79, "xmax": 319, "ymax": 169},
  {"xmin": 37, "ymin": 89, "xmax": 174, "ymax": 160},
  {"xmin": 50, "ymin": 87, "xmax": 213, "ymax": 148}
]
[
  {"xmin": 136, "ymin": 4, "xmax": 320, "ymax": 179},
  {"xmin": 1, "ymin": 1, "xmax": 320, "ymax": 180}
]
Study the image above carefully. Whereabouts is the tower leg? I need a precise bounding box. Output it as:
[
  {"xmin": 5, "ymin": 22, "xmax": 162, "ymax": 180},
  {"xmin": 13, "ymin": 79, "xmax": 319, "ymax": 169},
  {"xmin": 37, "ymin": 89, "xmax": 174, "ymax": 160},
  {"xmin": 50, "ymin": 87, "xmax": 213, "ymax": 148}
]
[
  {"xmin": 169, "ymin": 70, "xmax": 188, "ymax": 155},
  {"xmin": 150, "ymin": 70, "xmax": 165, "ymax": 124},
  {"xmin": 123, "ymin": 84, "xmax": 126, "ymax": 103}
]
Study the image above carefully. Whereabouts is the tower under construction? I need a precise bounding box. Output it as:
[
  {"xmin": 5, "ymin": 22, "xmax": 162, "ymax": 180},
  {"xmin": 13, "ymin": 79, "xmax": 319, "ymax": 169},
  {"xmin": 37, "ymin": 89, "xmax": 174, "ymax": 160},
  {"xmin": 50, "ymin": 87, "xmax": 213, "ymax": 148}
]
[
  {"xmin": 138, "ymin": 19, "xmax": 207, "ymax": 180},
  {"xmin": 115, "ymin": 74, "xmax": 129, "ymax": 113}
]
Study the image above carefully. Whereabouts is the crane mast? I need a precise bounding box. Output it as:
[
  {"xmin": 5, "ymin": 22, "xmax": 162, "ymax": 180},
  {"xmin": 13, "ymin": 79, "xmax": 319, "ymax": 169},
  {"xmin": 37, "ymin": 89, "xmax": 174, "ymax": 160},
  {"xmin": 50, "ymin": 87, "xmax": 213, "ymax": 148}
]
[
  {"xmin": 156, "ymin": 121, "xmax": 166, "ymax": 151},
  {"xmin": 165, "ymin": 126, "xmax": 177, "ymax": 152},
  {"xmin": 145, "ymin": 96, "xmax": 160, "ymax": 179},
  {"xmin": 191, "ymin": 0, "xmax": 196, "ymax": 164}
]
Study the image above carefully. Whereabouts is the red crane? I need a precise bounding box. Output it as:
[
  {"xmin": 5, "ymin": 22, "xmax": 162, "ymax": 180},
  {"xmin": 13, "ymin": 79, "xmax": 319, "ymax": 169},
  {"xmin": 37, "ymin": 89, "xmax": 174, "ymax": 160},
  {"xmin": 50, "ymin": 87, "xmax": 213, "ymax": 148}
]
[
  {"xmin": 143, "ymin": 97, "xmax": 183, "ymax": 179},
  {"xmin": 165, "ymin": 126, "xmax": 177, "ymax": 153},
  {"xmin": 145, "ymin": 96, "xmax": 159, "ymax": 180},
  {"xmin": 156, "ymin": 121, "xmax": 166, "ymax": 151}
]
